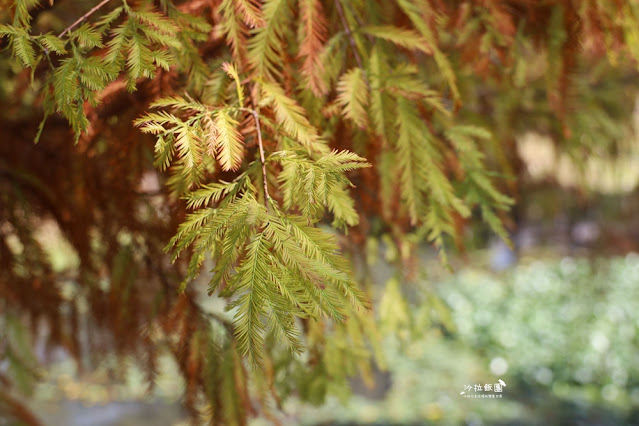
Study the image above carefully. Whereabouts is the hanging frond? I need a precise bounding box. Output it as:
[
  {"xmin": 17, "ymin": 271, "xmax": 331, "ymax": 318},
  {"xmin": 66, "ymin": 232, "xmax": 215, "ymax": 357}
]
[
  {"xmin": 51, "ymin": 53, "xmax": 117, "ymax": 140},
  {"xmin": 209, "ymin": 213, "xmax": 253, "ymax": 293},
  {"xmin": 445, "ymin": 125, "xmax": 513, "ymax": 242},
  {"xmin": 396, "ymin": 0, "xmax": 460, "ymax": 103},
  {"xmin": 95, "ymin": 6, "xmax": 124, "ymax": 30},
  {"xmin": 247, "ymin": 0, "xmax": 293, "ymax": 79},
  {"xmin": 362, "ymin": 25, "xmax": 433, "ymax": 54},
  {"xmin": 298, "ymin": 0, "xmax": 328, "ymax": 96},
  {"xmin": 336, "ymin": 68, "xmax": 369, "ymax": 128},
  {"xmin": 174, "ymin": 123, "xmax": 203, "ymax": 171},
  {"xmin": 368, "ymin": 46, "xmax": 396, "ymax": 143},
  {"xmin": 185, "ymin": 177, "xmax": 250, "ymax": 210},
  {"xmin": 149, "ymin": 95, "xmax": 207, "ymax": 112},
  {"xmin": 130, "ymin": 6, "xmax": 181, "ymax": 37},
  {"xmin": 39, "ymin": 34, "xmax": 67, "ymax": 54},
  {"xmin": 395, "ymin": 98, "xmax": 428, "ymax": 223},
  {"xmin": 261, "ymin": 82, "xmax": 325, "ymax": 152},
  {"xmin": 168, "ymin": 207, "xmax": 218, "ymax": 259},
  {"xmin": 272, "ymin": 149, "xmax": 369, "ymax": 217},
  {"xmin": 218, "ymin": 0, "xmax": 249, "ymax": 60},
  {"xmin": 327, "ymin": 184, "xmax": 360, "ymax": 228},
  {"xmin": 0, "ymin": 25, "xmax": 36, "ymax": 67},
  {"xmin": 316, "ymin": 32, "xmax": 348, "ymax": 92},
  {"xmin": 230, "ymin": 234, "xmax": 270, "ymax": 367},
  {"xmin": 385, "ymin": 64, "xmax": 450, "ymax": 116},
  {"xmin": 12, "ymin": 31, "xmax": 36, "ymax": 67},
  {"xmin": 275, "ymin": 214, "xmax": 368, "ymax": 310},
  {"xmin": 103, "ymin": 4, "xmax": 182, "ymax": 91},
  {"xmin": 395, "ymin": 98, "xmax": 469, "ymax": 261},
  {"xmin": 69, "ymin": 23, "xmax": 104, "ymax": 49},
  {"xmin": 213, "ymin": 110, "xmax": 245, "ymax": 172},
  {"xmin": 154, "ymin": 135, "xmax": 174, "ymax": 170},
  {"xmin": 11, "ymin": 0, "xmax": 40, "ymax": 29},
  {"xmin": 316, "ymin": 149, "xmax": 370, "ymax": 172},
  {"xmin": 236, "ymin": 0, "xmax": 265, "ymax": 28}
]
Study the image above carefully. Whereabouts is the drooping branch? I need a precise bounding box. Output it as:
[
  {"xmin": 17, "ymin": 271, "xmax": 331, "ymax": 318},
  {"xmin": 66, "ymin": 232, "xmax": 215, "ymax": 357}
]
[
  {"xmin": 334, "ymin": 0, "xmax": 370, "ymax": 88},
  {"xmin": 341, "ymin": 1, "xmax": 374, "ymax": 43},
  {"xmin": 243, "ymin": 108, "xmax": 270, "ymax": 207},
  {"xmin": 58, "ymin": 0, "xmax": 112, "ymax": 38},
  {"xmin": 335, "ymin": 0, "xmax": 364, "ymax": 72},
  {"xmin": 0, "ymin": 389, "xmax": 44, "ymax": 426}
]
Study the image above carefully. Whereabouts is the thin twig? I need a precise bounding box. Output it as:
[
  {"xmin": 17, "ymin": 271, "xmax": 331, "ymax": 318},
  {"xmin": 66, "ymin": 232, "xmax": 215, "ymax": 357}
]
[
  {"xmin": 342, "ymin": 1, "xmax": 375, "ymax": 44},
  {"xmin": 34, "ymin": 39, "xmax": 55, "ymax": 67},
  {"xmin": 335, "ymin": 0, "xmax": 364, "ymax": 71},
  {"xmin": 249, "ymin": 109, "xmax": 270, "ymax": 207},
  {"xmin": 58, "ymin": 0, "xmax": 112, "ymax": 38}
]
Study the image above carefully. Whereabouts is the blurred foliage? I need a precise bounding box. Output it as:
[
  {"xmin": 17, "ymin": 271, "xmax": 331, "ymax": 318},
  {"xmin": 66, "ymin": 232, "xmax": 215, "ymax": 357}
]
[{"xmin": 289, "ymin": 253, "xmax": 639, "ymax": 425}]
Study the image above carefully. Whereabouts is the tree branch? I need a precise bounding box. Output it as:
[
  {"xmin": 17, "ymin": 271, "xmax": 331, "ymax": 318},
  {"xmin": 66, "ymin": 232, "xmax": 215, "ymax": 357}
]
[
  {"xmin": 335, "ymin": 0, "xmax": 364, "ymax": 72},
  {"xmin": 246, "ymin": 109, "xmax": 270, "ymax": 207},
  {"xmin": 341, "ymin": 1, "xmax": 375, "ymax": 43},
  {"xmin": 0, "ymin": 389, "xmax": 43, "ymax": 426},
  {"xmin": 58, "ymin": 0, "xmax": 113, "ymax": 38}
]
